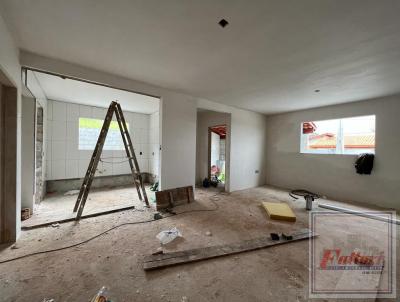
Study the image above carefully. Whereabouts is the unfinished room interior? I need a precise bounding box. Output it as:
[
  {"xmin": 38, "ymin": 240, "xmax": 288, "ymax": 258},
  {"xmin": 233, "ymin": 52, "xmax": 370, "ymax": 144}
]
[{"xmin": 0, "ymin": 1, "xmax": 399, "ymax": 301}]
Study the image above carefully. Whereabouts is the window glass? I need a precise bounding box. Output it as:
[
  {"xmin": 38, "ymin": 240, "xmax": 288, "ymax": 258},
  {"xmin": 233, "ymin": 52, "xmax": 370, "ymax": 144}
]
[
  {"xmin": 78, "ymin": 118, "xmax": 129, "ymax": 150},
  {"xmin": 342, "ymin": 115, "xmax": 375, "ymax": 155},
  {"xmin": 301, "ymin": 115, "xmax": 375, "ymax": 155},
  {"xmin": 302, "ymin": 119, "xmax": 339, "ymax": 154}
]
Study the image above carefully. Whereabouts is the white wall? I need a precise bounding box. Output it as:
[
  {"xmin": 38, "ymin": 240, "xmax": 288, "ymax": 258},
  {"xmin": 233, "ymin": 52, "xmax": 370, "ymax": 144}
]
[
  {"xmin": 159, "ymin": 93, "xmax": 197, "ymax": 189},
  {"xmin": 149, "ymin": 111, "xmax": 160, "ymax": 178},
  {"xmin": 21, "ymin": 95, "xmax": 35, "ymax": 210},
  {"xmin": 46, "ymin": 99, "xmax": 158, "ymax": 180},
  {"xmin": 0, "ymin": 14, "xmax": 21, "ymax": 240},
  {"xmin": 197, "ymin": 99, "xmax": 267, "ymax": 192},
  {"xmin": 0, "ymin": 15, "xmax": 20, "ymax": 86},
  {"xmin": 265, "ymin": 94, "xmax": 400, "ymax": 209}
]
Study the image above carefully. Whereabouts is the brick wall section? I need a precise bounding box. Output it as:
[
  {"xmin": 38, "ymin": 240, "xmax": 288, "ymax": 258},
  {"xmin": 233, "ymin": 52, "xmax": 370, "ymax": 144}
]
[{"xmin": 35, "ymin": 105, "xmax": 44, "ymax": 203}]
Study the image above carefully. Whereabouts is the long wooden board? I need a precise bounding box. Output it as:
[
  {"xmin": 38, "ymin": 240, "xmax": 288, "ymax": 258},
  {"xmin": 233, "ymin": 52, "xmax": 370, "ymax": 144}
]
[{"xmin": 143, "ymin": 228, "xmax": 316, "ymax": 270}]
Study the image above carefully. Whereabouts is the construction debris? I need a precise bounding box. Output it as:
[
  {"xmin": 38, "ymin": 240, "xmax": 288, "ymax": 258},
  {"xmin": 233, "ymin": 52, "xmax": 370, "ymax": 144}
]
[
  {"xmin": 153, "ymin": 213, "xmax": 162, "ymax": 220},
  {"xmin": 155, "ymin": 186, "xmax": 194, "ymax": 210},
  {"xmin": 156, "ymin": 227, "xmax": 182, "ymax": 245},
  {"xmin": 64, "ymin": 189, "xmax": 80, "ymax": 196},
  {"xmin": 21, "ymin": 208, "xmax": 31, "ymax": 221},
  {"xmin": 144, "ymin": 229, "xmax": 316, "ymax": 270},
  {"xmin": 270, "ymin": 233, "xmax": 280, "ymax": 241},
  {"xmin": 281, "ymin": 233, "xmax": 293, "ymax": 240},
  {"xmin": 152, "ymin": 247, "xmax": 164, "ymax": 255}
]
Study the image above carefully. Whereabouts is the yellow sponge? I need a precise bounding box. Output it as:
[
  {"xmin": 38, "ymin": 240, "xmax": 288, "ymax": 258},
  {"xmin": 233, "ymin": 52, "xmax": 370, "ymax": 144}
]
[{"xmin": 262, "ymin": 202, "xmax": 296, "ymax": 222}]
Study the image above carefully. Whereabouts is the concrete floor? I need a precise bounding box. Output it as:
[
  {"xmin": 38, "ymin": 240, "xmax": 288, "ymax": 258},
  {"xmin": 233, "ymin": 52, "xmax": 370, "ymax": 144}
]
[
  {"xmin": 22, "ymin": 185, "xmax": 156, "ymax": 228},
  {"xmin": 1, "ymin": 186, "xmax": 399, "ymax": 301}
]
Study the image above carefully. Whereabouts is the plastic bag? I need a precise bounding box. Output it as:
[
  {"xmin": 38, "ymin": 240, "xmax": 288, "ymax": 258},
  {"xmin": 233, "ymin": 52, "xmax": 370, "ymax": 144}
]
[{"xmin": 156, "ymin": 227, "xmax": 182, "ymax": 245}]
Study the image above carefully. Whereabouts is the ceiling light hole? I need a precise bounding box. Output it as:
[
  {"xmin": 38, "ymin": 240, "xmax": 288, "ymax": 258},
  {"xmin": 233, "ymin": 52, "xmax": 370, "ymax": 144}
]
[
  {"xmin": 314, "ymin": 89, "xmax": 320, "ymax": 93},
  {"xmin": 218, "ymin": 19, "xmax": 229, "ymax": 28}
]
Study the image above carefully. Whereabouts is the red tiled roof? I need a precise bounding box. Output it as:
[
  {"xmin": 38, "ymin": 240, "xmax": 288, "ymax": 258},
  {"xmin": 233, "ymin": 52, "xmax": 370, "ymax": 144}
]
[
  {"xmin": 309, "ymin": 134, "xmax": 375, "ymax": 149},
  {"xmin": 210, "ymin": 125, "xmax": 226, "ymax": 139},
  {"xmin": 302, "ymin": 122, "xmax": 317, "ymax": 134}
]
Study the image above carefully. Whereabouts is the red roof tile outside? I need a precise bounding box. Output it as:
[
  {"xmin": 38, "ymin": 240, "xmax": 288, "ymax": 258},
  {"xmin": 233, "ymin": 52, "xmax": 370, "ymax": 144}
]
[{"xmin": 308, "ymin": 133, "xmax": 375, "ymax": 149}]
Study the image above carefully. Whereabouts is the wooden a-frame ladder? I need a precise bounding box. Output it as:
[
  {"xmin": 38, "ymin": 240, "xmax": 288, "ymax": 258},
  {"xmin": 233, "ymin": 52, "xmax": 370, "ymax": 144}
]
[{"xmin": 73, "ymin": 101, "xmax": 149, "ymax": 219}]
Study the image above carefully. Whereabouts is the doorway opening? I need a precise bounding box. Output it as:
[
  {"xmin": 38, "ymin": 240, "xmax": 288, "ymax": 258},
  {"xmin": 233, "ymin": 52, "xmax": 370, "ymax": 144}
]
[
  {"xmin": 21, "ymin": 68, "xmax": 161, "ymax": 228},
  {"xmin": 196, "ymin": 109, "xmax": 230, "ymax": 192},
  {"xmin": 208, "ymin": 125, "xmax": 226, "ymax": 188},
  {"xmin": 0, "ymin": 69, "xmax": 18, "ymax": 243}
]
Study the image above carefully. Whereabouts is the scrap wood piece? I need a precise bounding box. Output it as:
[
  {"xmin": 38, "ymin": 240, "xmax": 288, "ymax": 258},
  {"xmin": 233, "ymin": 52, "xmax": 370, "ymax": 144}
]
[
  {"xmin": 155, "ymin": 185, "xmax": 194, "ymax": 210},
  {"xmin": 143, "ymin": 228, "xmax": 316, "ymax": 270},
  {"xmin": 262, "ymin": 201, "xmax": 296, "ymax": 222}
]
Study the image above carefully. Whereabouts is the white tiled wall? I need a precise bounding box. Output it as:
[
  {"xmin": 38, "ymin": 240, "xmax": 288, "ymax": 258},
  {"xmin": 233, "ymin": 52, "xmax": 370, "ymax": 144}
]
[
  {"xmin": 149, "ymin": 111, "xmax": 160, "ymax": 178},
  {"xmin": 46, "ymin": 100, "xmax": 159, "ymax": 180}
]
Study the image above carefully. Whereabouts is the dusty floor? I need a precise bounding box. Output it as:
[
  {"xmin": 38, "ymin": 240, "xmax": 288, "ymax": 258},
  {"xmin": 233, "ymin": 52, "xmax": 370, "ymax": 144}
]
[
  {"xmin": 22, "ymin": 185, "xmax": 156, "ymax": 228},
  {"xmin": 1, "ymin": 186, "xmax": 399, "ymax": 302}
]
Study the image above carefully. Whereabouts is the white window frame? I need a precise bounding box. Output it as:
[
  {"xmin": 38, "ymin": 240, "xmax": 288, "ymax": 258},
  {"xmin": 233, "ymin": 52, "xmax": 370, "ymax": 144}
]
[{"xmin": 300, "ymin": 115, "xmax": 375, "ymax": 155}]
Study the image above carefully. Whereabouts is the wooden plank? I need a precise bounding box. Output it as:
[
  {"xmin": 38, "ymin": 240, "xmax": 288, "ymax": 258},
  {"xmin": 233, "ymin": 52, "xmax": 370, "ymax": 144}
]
[
  {"xmin": 143, "ymin": 228, "xmax": 316, "ymax": 270},
  {"xmin": 21, "ymin": 205, "xmax": 136, "ymax": 230}
]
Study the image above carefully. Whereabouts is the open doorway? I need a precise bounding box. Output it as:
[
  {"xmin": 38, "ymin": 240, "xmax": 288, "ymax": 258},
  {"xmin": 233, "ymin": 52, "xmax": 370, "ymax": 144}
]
[
  {"xmin": 196, "ymin": 109, "xmax": 230, "ymax": 192},
  {"xmin": 208, "ymin": 125, "xmax": 226, "ymax": 188},
  {"xmin": 21, "ymin": 69, "xmax": 161, "ymax": 228}
]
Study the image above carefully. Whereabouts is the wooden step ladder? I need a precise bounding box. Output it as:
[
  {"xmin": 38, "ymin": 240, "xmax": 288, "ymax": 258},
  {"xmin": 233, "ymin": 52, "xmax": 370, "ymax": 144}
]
[{"xmin": 73, "ymin": 101, "xmax": 149, "ymax": 219}]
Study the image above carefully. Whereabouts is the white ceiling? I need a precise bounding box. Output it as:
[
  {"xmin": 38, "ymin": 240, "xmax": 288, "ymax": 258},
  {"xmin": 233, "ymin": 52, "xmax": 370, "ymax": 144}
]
[
  {"xmin": 2, "ymin": 0, "xmax": 400, "ymax": 114},
  {"xmin": 31, "ymin": 71, "xmax": 159, "ymax": 114}
]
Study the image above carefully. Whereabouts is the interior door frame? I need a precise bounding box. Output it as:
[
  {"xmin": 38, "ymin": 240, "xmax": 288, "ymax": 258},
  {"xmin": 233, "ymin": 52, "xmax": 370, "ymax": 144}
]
[
  {"xmin": 207, "ymin": 127, "xmax": 212, "ymax": 180},
  {"xmin": 207, "ymin": 124, "xmax": 226, "ymax": 185},
  {"xmin": 0, "ymin": 71, "xmax": 18, "ymax": 243}
]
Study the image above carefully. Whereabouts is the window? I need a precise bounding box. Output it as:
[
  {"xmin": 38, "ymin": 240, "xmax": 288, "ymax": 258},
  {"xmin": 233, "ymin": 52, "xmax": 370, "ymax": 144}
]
[
  {"xmin": 78, "ymin": 118, "xmax": 129, "ymax": 150},
  {"xmin": 300, "ymin": 115, "xmax": 375, "ymax": 155}
]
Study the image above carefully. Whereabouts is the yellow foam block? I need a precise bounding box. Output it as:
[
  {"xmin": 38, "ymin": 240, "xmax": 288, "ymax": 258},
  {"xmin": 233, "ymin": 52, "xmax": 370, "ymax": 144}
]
[{"xmin": 262, "ymin": 202, "xmax": 296, "ymax": 222}]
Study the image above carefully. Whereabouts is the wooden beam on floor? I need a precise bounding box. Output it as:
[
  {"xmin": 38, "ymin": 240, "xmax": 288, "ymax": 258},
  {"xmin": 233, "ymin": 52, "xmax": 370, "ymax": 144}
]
[
  {"xmin": 143, "ymin": 228, "xmax": 316, "ymax": 271},
  {"xmin": 21, "ymin": 205, "xmax": 136, "ymax": 230}
]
